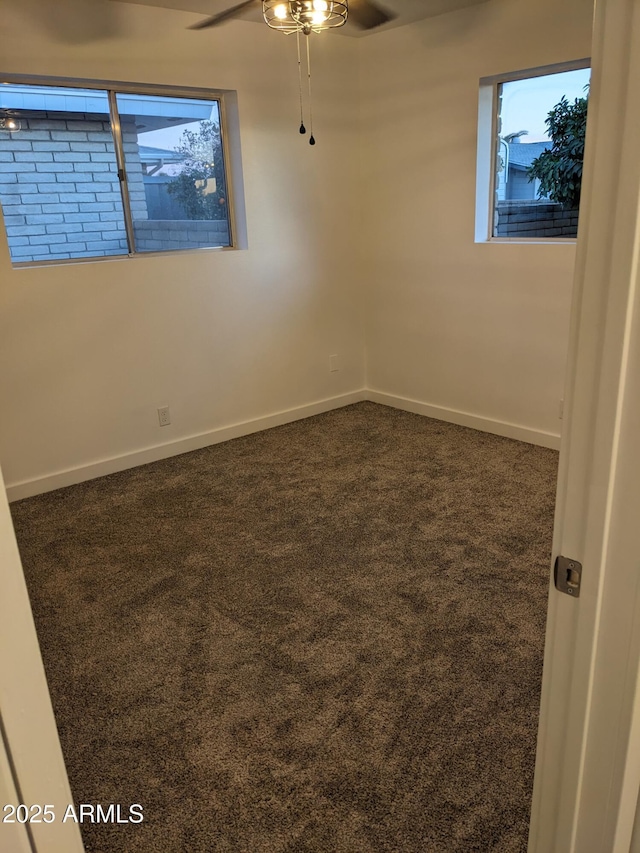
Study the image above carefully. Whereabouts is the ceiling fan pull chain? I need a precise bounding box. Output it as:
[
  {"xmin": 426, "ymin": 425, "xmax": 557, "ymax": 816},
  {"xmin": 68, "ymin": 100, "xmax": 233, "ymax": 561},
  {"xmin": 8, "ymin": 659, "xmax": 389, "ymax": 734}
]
[
  {"xmin": 306, "ymin": 33, "xmax": 315, "ymax": 145},
  {"xmin": 296, "ymin": 27, "xmax": 306, "ymax": 134}
]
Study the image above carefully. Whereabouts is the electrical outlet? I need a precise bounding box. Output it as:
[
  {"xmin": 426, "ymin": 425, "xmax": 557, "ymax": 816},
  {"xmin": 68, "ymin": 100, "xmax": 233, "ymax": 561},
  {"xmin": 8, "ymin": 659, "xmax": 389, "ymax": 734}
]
[
  {"xmin": 157, "ymin": 406, "xmax": 171, "ymax": 427},
  {"xmin": 329, "ymin": 354, "xmax": 339, "ymax": 373}
]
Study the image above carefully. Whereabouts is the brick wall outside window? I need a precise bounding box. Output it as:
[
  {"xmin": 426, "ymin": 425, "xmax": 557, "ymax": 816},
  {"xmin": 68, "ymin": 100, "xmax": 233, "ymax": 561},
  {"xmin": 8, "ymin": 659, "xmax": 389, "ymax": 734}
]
[{"xmin": 0, "ymin": 114, "xmax": 147, "ymax": 262}]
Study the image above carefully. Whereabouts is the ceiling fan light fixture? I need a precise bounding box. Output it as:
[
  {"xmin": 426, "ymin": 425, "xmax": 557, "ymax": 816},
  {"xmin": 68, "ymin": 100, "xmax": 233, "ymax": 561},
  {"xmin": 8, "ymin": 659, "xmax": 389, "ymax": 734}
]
[{"xmin": 263, "ymin": 0, "xmax": 348, "ymax": 34}]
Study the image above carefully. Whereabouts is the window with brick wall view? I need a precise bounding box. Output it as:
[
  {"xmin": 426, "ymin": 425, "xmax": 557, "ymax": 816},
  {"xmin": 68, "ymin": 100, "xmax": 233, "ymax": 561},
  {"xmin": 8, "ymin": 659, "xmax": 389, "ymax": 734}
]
[
  {"xmin": 493, "ymin": 66, "xmax": 590, "ymax": 239},
  {"xmin": 0, "ymin": 83, "xmax": 232, "ymax": 264}
]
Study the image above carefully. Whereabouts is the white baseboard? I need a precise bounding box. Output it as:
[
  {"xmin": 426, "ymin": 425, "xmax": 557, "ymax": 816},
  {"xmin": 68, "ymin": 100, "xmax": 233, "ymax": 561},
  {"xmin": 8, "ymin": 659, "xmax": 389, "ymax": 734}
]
[
  {"xmin": 367, "ymin": 390, "xmax": 562, "ymax": 451},
  {"xmin": 6, "ymin": 391, "xmax": 367, "ymax": 502},
  {"xmin": 6, "ymin": 388, "xmax": 560, "ymax": 502}
]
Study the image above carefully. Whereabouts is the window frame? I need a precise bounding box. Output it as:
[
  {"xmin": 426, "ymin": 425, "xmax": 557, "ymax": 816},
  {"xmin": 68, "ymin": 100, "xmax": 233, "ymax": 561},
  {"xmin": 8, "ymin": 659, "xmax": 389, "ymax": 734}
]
[
  {"xmin": 475, "ymin": 58, "xmax": 591, "ymax": 245},
  {"xmin": 0, "ymin": 73, "xmax": 245, "ymax": 267}
]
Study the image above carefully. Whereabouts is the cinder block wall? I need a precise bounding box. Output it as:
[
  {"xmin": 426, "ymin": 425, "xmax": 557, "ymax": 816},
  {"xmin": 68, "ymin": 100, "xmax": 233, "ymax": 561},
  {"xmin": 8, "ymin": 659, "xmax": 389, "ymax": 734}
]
[
  {"xmin": 0, "ymin": 115, "xmax": 147, "ymax": 262},
  {"xmin": 133, "ymin": 219, "xmax": 230, "ymax": 251},
  {"xmin": 495, "ymin": 200, "xmax": 579, "ymax": 238}
]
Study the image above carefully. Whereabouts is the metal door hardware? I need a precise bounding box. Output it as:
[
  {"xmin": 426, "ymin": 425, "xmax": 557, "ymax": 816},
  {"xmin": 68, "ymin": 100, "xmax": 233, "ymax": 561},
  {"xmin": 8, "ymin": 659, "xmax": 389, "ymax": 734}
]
[{"xmin": 554, "ymin": 556, "xmax": 582, "ymax": 597}]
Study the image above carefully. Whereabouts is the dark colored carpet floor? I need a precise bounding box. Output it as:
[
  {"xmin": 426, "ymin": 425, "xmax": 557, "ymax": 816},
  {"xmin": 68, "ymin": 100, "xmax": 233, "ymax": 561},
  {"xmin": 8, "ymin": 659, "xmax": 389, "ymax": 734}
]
[{"xmin": 11, "ymin": 402, "xmax": 558, "ymax": 853}]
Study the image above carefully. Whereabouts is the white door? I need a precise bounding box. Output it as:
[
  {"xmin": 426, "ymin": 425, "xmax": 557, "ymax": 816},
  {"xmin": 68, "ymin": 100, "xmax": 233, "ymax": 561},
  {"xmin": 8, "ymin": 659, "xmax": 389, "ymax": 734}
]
[
  {"xmin": 0, "ymin": 468, "xmax": 84, "ymax": 853},
  {"xmin": 0, "ymin": 733, "xmax": 32, "ymax": 853},
  {"xmin": 528, "ymin": 0, "xmax": 640, "ymax": 850}
]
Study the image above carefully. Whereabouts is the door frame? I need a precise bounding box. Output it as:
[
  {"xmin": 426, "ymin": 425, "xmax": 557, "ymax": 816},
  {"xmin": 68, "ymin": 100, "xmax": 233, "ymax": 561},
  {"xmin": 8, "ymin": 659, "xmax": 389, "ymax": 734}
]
[
  {"xmin": 528, "ymin": 0, "xmax": 640, "ymax": 850},
  {"xmin": 0, "ymin": 469, "xmax": 84, "ymax": 852}
]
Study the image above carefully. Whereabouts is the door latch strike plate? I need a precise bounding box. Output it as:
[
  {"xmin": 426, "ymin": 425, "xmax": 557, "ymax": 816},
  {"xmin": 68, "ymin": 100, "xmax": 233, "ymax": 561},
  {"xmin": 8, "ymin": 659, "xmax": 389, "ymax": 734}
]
[{"xmin": 554, "ymin": 555, "xmax": 582, "ymax": 598}]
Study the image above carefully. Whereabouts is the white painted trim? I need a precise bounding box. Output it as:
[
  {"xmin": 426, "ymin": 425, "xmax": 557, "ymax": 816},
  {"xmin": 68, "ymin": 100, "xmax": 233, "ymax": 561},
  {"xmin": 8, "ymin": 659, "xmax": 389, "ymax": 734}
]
[
  {"xmin": 367, "ymin": 389, "xmax": 561, "ymax": 450},
  {"xmin": 479, "ymin": 57, "xmax": 592, "ymax": 87},
  {"xmin": 475, "ymin": 81, "xmax": 495, "ymax": 243},
  {"xmin": 6, "ymin": 387, "xmax": 560, "ymax": 502},
  {"xmin": 6, "ymin": 391, "xmax": 367, "ymax": 502}
]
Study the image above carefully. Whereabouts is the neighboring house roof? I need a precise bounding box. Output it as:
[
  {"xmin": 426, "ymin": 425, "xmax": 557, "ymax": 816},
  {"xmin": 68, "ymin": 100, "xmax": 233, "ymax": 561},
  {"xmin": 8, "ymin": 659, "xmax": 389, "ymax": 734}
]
[
  {"xmin": 0, "ymin": 85, "xmax": 212, "ymax": 132},
  {"xmin": 138, "ymin": 145, "xmax": 186, "ymax": 164},
  {"xmin": 139, "ymin": 145, "xmax": 187, "ymax": 177},
  {"xmin": 507, "ymin": 141, "xmax": 550, "ymax": 170}
]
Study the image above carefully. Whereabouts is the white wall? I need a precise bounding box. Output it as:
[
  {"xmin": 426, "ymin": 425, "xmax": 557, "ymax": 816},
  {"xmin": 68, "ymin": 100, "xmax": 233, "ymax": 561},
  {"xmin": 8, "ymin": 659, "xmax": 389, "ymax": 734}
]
[
  {"xmin": 0, "ymin": 0, "xmax": 596, "ymax": 498},
  {"xmin": 0, "ymin": 0, "xmax": 365, "ymax": 496},
  {"xmin": 359, "ymin": 0, "xmax": 594, "ymax": 445}
]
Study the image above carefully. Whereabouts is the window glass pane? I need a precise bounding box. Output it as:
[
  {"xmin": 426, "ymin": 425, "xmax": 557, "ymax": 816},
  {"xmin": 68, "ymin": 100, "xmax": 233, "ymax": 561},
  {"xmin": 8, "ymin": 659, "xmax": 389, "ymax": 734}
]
[
  {"xmin": 0, "ymin": 84, "xmax": 128, "ymax": 263},
  {"xmin": 494, "ymin": 67, "xmax": 591, "ymax": 239},
  {"xmin": 116, "ymin": 94, "xmax": 231, "ymax": 252}
]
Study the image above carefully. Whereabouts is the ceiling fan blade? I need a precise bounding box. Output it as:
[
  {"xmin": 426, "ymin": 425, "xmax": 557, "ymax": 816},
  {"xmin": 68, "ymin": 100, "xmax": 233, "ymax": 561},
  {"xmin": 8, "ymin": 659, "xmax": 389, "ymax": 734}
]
[
  {"xmin": 348, "ymin": 0, "xmax": 395, "ymax": 30},
  {"xmin": 188, "ymin": 0, "xmax": 256, "ymax": 29},
  {"xmin": 20, "ymin": 0, "xmax": 124, "ymax": 44}
]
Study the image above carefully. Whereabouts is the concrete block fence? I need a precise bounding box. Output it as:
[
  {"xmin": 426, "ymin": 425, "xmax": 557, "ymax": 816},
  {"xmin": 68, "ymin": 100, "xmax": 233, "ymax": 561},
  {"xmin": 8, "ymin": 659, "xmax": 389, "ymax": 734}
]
[
  {"xmin": 133, "ymin": 219, "xmax": 230, "ymax": 252},
  {"xmin": 495, "ymin": 200, "xmax": 579, "ymax": 238}
]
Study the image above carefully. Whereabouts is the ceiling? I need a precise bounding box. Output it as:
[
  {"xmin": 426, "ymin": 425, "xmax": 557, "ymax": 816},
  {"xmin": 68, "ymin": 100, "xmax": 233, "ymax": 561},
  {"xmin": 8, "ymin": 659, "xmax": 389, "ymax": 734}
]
[{"xmin": 111, "ymin": 0, "xmax": 489, "ymax": 37}]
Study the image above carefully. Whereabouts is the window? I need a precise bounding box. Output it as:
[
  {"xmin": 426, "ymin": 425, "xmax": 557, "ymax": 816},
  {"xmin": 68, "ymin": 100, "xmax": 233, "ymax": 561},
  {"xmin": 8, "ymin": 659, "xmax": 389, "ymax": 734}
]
[
  {"xmin": 0, "ymin": 79, "xmax": 237, "ymax": 265},
  {"xmin": 476, "ymin": 61, "xmax": 591, "ymax": 242}
]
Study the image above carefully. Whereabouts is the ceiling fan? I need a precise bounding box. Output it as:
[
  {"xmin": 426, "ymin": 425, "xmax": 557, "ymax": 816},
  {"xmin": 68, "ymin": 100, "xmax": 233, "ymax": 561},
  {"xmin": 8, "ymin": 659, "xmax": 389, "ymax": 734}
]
[
  {"xmin": 190, "ymin": 1, "xmax": 395, "ymax": 145},
  {"xmin": 189, "ymin": 0, "xmax": 395, "ymax": 34}
]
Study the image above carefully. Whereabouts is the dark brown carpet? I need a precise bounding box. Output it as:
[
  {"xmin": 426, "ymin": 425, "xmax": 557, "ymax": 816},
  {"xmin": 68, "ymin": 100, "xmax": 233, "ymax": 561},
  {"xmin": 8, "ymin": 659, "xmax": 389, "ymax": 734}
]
[{"xmin": 11, "ymin": 402, "xmax": 558, "ymax": 853}]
